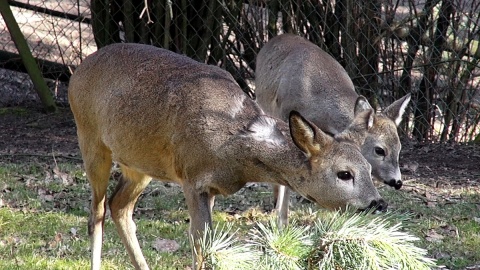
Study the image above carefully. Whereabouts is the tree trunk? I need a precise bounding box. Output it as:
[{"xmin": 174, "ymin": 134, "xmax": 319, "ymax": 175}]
[
  {"xmin": 267, "ymin": 0, "xmax": 280, "ymax": 37},
  {"xmin": 325, "ymin": 0, "xmax": 341, "ymax": 59},
  {"xmin": 399, "ymin": 0, "xmax": 438, "ymax": 138},
  {"xmin": 355, "ymin": 0, "xmax": 380, "ymax": 108},
  {"xmin": 302, "ymin": 1, "xmax": 323, "ymax": 47},
  {"xmin": 449, "ymin": 40, "xmax": 480, "ymax": 141},
  {"xmin": 413, "ymin": 0, "xmax": 453, "ymax": 141},
  {"xmin": 341, "ymin": 0, "xmax": 357, "ymax": 77},
  {"xmin": 91, "ymin": 0, "xmax": 120, "ymax": 48}
]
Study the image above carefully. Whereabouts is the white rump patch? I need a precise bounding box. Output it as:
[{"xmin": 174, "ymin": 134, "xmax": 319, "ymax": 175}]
[{"xmin": 246, "ymin": 116, "xmax": 286, "ymax": 146}]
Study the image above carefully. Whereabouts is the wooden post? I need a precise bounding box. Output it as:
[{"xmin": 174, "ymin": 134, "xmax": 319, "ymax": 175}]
[{"xmin": 0, "ymin": 0, "xmax": 57, "ymax": 112}]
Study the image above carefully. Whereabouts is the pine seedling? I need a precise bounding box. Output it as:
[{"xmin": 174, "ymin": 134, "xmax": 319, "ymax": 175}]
[
  {"xmin": 307, "ymin": 209, "xmax": 437, "ymax": 270},
  {"xmin": 194, "ymin": 223, "xmax": 260, "ymax": 270},
  {"xmin": 248, "ymin": 218, "xmax": 312, "ymax": 270}
]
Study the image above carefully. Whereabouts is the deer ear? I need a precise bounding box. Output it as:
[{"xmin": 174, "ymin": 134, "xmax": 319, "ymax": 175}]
[
  {"xmin": 354, "ymin": 96, "xmax": 374, "ymax": 115},
  {"xmin": 335, "ymin": 109, "xmax": 374, "ymax": 145},
  {"xmin": 289, "ymin": 111, "xmax": 323, "ymax": 157},
  {"xmin": 384, "ymin": 94, "xmax": 411, "ymax": 126}
]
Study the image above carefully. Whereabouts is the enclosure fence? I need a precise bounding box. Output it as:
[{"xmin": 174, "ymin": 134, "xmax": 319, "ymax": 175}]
[{"xmin": 1, "ymin": 0, "xmax": 480, "ymax": 143}]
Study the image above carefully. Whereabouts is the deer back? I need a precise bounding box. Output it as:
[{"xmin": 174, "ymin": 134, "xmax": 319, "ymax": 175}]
[
  {"xmin": 69, "ymin": 43, "xmax": 384, "ymax": 206},
  {"xmin": 69, "ymin": 43, "xmax": 385, "ymax": 270},
  {"xmin": 255, "ymin": 34, "xmax": 410, "ymax": 187}
]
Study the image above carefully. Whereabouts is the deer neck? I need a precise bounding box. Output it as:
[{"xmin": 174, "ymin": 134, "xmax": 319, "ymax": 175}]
[{"xmin": 230, "ymin": 116, "xmax": 309, "ymax": 187}]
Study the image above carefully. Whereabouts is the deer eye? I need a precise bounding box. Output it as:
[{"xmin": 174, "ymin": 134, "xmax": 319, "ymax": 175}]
[
  {"xmin": 374, "ymin": 147, "xmax": 386, "ymax": 156},
  {"xmin": 337, "ymin": 171, "xmax": 353, "ymax": 181}
]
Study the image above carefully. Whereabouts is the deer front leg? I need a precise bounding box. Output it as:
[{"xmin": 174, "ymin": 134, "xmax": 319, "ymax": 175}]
[
  {"xmin": 275, "ymin": 185, "xmax": 290, "ymax": 227},
  {"xmin": 183, "ymin": 185, "xmax": 215, "ymax": 270},
  {"xmin": 109, "ymin": 165, "xmax": 152, "ymax": 270}
]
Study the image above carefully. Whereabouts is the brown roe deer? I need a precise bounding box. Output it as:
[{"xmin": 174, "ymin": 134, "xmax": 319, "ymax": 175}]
[
  {"xmin": 255, "ymin": 34, "xmax": 409, "ymax": 225},
  {"xmin": 68, "ymin": 43, "xmax": 386, "ymax": 270}
]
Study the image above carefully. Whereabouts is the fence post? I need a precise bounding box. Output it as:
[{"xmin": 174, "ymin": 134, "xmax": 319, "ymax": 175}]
[{"xmin": 0, "ymin": 0, "xmax": 57, "ymax": 112}]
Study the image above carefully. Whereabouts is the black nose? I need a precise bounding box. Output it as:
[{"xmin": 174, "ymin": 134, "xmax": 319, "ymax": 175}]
[
  {"xmin": 384, "ymin": 179, "xmax": 402, "ymax": 190},
  {"xmin": 368, "ymin": 199, "xmax": 388, "ymax": 212}
]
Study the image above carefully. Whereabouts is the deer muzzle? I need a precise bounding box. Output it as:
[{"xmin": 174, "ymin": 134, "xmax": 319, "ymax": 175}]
[
  {"xmin": 367, "ymin": 198, "xmax": 388, "ymax": 212},
  {"xmin": 384, "ymin": 179, "xmax": 403, "ymax": 190}
]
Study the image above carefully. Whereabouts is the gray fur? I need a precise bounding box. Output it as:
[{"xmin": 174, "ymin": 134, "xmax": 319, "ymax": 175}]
[
  {"xmin": 256, "ymin": 34, "xmax": 410, "ymax": 186},
  {"xmin": 255, "ymin": 34, "xmax": 410, "ymax": 225}
]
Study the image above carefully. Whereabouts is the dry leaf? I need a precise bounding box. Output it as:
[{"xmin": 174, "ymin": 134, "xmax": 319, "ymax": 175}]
[
  {"xmin": 53, "ymin": 166, "xmax": 74, "ymax": 185},
  {"xmin": 473, "ymin": 217, "xmax": 480, "ymax": 224},
  {"xmin": 425, "ymin": 191, "xmax": 437, "ymax": 207},
  {"xmin": 48, "ymin": 233, "xmax": 63, "ymax": 249},
  {"xmin": 426, "ymin": 201, "xmax": 437, "ymax": 207},
  {"xmin": 152, "ymin": 238, "xmax": 180, "ymax": 253},
  {"xmin": 439, "ymin": 224, "xmax": 458, "ymax": 238},
  {"xmin": 425, "ymin": 229, "xmax": 444, "ymax": 242},
  {"xmin": 44, "ymin": 170, "xmax": 53, "ymax": 183},
  {"xmin": 403, "ymin": 162, "xmax": 419, "ymax": 173},
  {"xmin": 1, "ymin": 183, "xmax": 10, "ymax": 192},
  {"xmin": 38, "ymin": 188, "xmax": 54, "ymax": 202}
]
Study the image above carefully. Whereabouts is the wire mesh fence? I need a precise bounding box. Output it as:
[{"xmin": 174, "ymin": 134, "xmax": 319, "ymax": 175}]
[
  {"xmin": 0, "ymin": 0, "xmax": 95, "ymax": 105},
  {"xmin": 1, "ymin": 0, "xmax": 479, "ymax": 142}
]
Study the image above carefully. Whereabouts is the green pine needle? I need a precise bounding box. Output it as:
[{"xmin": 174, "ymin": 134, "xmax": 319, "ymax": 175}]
[
  {"xmin": 195, "ymin": 223, "xmax": 260, "ymax": 270},
  {"xmin": 248, "ymin": 218, "xmax": 312, "ymax": 270},
  {"xmin": 193, "ymin": 209, "xmax": 436, "ymax": 270},
  {"xmin": 310, "ymin": 209, "xmax": 437, "ymax": 270}
]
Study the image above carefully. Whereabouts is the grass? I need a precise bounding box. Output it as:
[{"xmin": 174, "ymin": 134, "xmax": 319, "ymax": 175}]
[
  {"xmin": 0, "ymin": 161, "xmax": 479, "ymax": 269},
  {"xmin": 380, "ymin": 186, "xmax": 480, "ymax": 269}
]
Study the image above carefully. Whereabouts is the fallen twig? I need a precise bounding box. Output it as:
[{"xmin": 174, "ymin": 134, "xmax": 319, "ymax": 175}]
[{"xmin": 0, "ymin": 153, "xmax": 82, "ymax": 161}]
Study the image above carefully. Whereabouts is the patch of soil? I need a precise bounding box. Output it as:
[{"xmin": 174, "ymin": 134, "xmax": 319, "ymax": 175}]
[
  {"xmin": 400, "ymin": 140, "xmax": 480, "ymax": 189},
  {"xmin": 0, "ymin": 105, "xmax": 79, "ymax": 164}
]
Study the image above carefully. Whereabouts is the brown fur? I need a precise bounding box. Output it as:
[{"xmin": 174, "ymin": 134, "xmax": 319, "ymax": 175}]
[{"xmin": 69, "ymin": 43, "xmax": 384, "ymax": 270}]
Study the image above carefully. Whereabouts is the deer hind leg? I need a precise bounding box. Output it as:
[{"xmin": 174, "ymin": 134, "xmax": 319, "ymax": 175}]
[
  {"xmin": 109, "ymin": 165, "xmax": 152, "ymax": 270},
  {"xmin": 78, "ymin": 138, "xmax": 112, "ymax": 270}
]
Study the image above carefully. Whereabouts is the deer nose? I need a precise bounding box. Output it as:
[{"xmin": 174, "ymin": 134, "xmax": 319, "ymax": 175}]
[
  {"xmin": 368, "ymin": 199, "xmax": 388, "ymax": 212},
  {"xmin": 384, "ymin": 179, "xmax": 402, "ymax": 190}
]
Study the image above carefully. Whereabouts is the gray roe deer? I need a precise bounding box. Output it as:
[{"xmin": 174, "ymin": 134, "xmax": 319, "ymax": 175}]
[
  {"xmin": 255, "ymin": 34, "xmax": 410, "ymax": 225},
  {"xmin": 68, "ymin": 43, "xmax": 385, "ymax": 270}
]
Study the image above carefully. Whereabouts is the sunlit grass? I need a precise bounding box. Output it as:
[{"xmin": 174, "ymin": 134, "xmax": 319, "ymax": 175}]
[
  {"xmin": 0, "ymin": 162, "xmax": 479, "ymax": 269},
  {"xmin": 380, "ymin": 183, "xmax": 480, "ymax": 269}
]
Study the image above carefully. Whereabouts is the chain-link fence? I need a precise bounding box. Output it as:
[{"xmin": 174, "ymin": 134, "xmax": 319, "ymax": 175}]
[
  {"xmin": 0, "ymin": 0, "xmax": 95, "ymax": 105},
  {"xmin": 1, "ymin": 0, "xmax": 479, "ymax": 142}
]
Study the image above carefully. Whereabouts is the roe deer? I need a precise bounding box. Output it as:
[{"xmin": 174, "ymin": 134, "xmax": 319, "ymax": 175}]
[
  {"xmin": 68, "ymin": 43, "xmax": 385, "ymax": 270},
  {"xmin": 255, "ymin": 34, "xmax": 410, "ymax": 225}
]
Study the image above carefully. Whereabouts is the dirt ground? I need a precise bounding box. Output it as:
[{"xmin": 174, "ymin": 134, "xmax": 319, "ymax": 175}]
[{"xmin": 1, "ymin": 103, "xmax": 479, "ymax": 191}]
